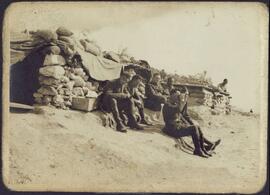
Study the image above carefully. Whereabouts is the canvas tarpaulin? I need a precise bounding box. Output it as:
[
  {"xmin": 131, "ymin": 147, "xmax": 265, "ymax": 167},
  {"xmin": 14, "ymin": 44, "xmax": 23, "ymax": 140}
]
[{"xmin": 77, "ymin": 48, "xmax": 123, "ymax": 81}]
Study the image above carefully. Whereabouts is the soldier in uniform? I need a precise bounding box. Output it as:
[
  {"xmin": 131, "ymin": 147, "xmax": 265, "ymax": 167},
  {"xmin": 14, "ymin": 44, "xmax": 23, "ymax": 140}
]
[
  {"xmin": 162, "ymin": 88, "xmax": 221, "ymax": 158},
  {"xmin": 144, "ymin": 73, "xmax": 167, "ymax": 111},
  {"xmin": 101, "ymin": 73, "xmax": 144, "ymax": 133},
  {"xmin": 163, "ymin": 77, "xmax": 175, "ymax": 96},
  {"xmin": 127, "ymin": 75, "xmax": 153, "ymax": 126}
]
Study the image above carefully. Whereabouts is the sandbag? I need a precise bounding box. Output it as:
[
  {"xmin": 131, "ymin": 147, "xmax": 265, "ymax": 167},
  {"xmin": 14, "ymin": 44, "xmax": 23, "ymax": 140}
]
[
  {"xmin": 32, "ymin": 30, "xmax": 58, "ymax": 42},
  {"xmin": 58, "ymin": 36, "xmax": 75, "ymax": 45},
  {"xmin": 56, "ymin": 27, "xmax": 73, "ymax": 37},
  {"xmin": 42, "ymin": 45, "xmax": 61, "ymax": 55},
  {"xmin": 104, "ymin": 51, "xmax": 120, "ymax": 63},
  {"xmin": 38, "ymin": 86, "xmax": 58, "ymax": 96},
  {"xmin": 56, "ymin": 40, "xmax": 75, "ymax": 57},
  {"xmin": 80, "ymin": 39, "xmax": 101, "ymax": 56},
  {"xmin": 39, "ymin": 65, "xmax": 65, "ymax": 79},
  {"xmin": 72, "ymin": 75, "xmax": 86, "ymax": 87},
  {"xmin": 38, "ymin": 75, "xmax": 61, "ymax": 86},
  {"xmin": 43, "ymin": 54, "xmax": 66, "ymax": 66}
]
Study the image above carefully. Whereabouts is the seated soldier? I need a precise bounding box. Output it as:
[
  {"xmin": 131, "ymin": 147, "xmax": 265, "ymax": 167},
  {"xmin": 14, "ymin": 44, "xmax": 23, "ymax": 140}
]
[
  {"xmin": 144, "ymin": 73, "xmax": 167, "ymax": 112},
  {"xmin": 123, "ymin": 66, "xmax": 136, "ymax": 78},
  {"xmin": 163, "ymin": 77, "xmax": 175, "ymax": 96},
  {"xmin": 100, "ymin": 72, "xmax": 144, "ymax": 133},
  {"xmin": 127, "ymin": 75, "xmax": 153, "ymax": 126},
  {"xmin": 162, "ymin": 88, "xmax": 221, "ymax": 158},
  {"xmin": 217, "ymin": 78, "xmax": 228, "ymax": 93}
]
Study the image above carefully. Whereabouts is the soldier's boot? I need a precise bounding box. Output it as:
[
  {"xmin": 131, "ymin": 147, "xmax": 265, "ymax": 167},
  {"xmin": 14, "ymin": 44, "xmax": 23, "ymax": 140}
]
[
  {"xmin": 116, "ymin": 121, "xmax": 127, "ymax": 133},
  {"xmin": 110, "ymin": 99, "xmax": 127, "ymax": 133},
  {"xmin": 127, "ymin": 116, "xmax": 144, "ymax": 130}
]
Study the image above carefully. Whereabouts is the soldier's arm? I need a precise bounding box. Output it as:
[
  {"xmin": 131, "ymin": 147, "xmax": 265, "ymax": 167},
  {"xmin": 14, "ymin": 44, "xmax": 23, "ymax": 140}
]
[{"xmin": 104, "ymin": 83, "xmax": 130, "ymax": 99}]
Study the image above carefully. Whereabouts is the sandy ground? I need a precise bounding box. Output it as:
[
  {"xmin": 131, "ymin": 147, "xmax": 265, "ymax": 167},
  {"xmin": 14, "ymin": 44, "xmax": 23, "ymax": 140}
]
[{"xmin": 4, "ymin": 105, "xmax": 266, "ymax": 193}]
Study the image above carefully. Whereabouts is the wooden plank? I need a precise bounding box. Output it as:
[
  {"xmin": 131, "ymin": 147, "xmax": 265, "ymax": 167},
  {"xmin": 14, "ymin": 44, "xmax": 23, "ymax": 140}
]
[{"xmin": 10, "ymin": 102, "xmax": 34, "ymax": 110}]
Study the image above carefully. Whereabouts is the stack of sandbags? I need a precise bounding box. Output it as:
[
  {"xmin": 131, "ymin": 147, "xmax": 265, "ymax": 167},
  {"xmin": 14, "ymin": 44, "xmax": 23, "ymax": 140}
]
[
  {"xmin": 55, "ymin": 27, "xmax": 77, "ymax": 59},
  {"xmin": 33, "ymin": 53, "xmax": 99, "ymax": 110},
  {"xmin": 202, "ymin": 91, "xmax": 214, "ymax": 107},
  {"xmin": 211, "ymin": 93, "xmax": 232, "ymax": 114}
]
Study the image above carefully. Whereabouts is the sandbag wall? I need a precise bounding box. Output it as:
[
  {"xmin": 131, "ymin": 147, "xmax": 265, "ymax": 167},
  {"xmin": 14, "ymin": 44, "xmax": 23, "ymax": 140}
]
[
  {"xmin": 33, "ymin": 53, "xmax": 99, "ymax": 109},
  {"xmin": 212, "ymin": 93, "xmax": 232, "ymax": 114},
  {"xmin": 176, "ymin": 84, "xmax": 231, "ymax": 114},
  {"xmin": 181, "ymin": 85, "xmax": 214, "ymax": 107},
  {"xmin": 22, "ymin": 27, "xmax": 99, "ymax": 110}
]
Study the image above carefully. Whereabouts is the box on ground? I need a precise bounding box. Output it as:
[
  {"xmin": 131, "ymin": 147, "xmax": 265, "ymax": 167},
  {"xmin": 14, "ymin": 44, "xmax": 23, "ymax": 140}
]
[{"xmin": 71, "ymin": 97, "xmax": 97, "ymax": 112}]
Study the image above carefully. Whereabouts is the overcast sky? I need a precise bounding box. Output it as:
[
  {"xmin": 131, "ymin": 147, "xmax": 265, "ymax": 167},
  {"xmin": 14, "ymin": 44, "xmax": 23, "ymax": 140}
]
[{"xmin": 7, "ymin": 2, "xmax": 268, "ymax": 112}]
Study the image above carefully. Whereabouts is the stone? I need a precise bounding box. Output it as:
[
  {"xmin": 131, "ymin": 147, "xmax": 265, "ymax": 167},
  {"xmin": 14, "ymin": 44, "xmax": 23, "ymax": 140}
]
[
  {"xmin": 72, "ymin": 87, "xmax": 84, "ymax": 96},
  {"xmin": 34, "ymin": 97, "xmax": 43, "ymax": 104},
  {"xmin": 38, "ymin": 86, "xmax": 58, "ymax": 96},
  {"xmin": 71, "ymin": 97, "xmax": 97, "ymax": 112},
  {"xmin": 63, "ymin": 95, "xmax": 73, "ymax": 102},
  {"xmin": 63, "ymin": 88, "xmax": 72, "ymax": 96},
  {"xmin": 33, "ymin": 92, "xmax": 43, "ymax": 98},
  {"xmin": 62, "ymin": 105, "xmax": 69, "ymax": 110},
  {"xmin": 64, "ymin": 81, "xmax": 75, "ymax": 90},
  {"xmin": 63, "ymin": 95, "xmax": 71, "ymax": 100},
  {"xmin": 58, "ymin": 88, "xmax": 65, "ymax": 95},
  {"xmin": 39, "ymin": 76, "xmax": 61, "ymax": 86},
  {"xmin": 56, "ymin": 84, "xmax": 63, "ymax": 90},
  {"xmin": 83, "ymin": 75, "xmax": 89, "ymax": 82},
  {"xmin": 43, "ymin": 96, "xmax": 52, "ymax": 105},
  {"xmin": 64, "ymin": 101, "xmax": 72, "ymax": 106},
  {"xmin": 43, "ymin": 54, "xmax": 66, "ymax": 66},
  {"xmin": 74, "ymin": 68, "xmax": 86, "ymax": 77},
  {"xmin": 60, "ymin": 76, "xmax": 69, "ymax": 83},
  {"xmin": 65, "ymin": 71, "xmax": 73, "ymax": 79},
  {"xmin": 72, "ymin": 75, "xmax": 86, "ymax": 87},
  {"xmin": 53, "ymin": 95, "xmax": 64, "ymax": 104},
  {"xmin": 39, "ymin": 66, "xmax": 65, "ymax": 79},
  {"xmin": 69, "ymin": 72, "xmax": 76, "ymax": 79}
]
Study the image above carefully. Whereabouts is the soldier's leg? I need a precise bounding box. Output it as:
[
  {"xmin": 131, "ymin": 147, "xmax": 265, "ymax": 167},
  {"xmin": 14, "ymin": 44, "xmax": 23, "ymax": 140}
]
[
  {"xmin": 103, "ymin": 95, "xmax": 127, "ymax": 132},
  {"xmin": 135, "ymin": 99, "xmax": 152, "ymax": 126},
  {"xmin": 120, "ymin": 98, "xmax": 144, "ymax": 130},
  {"xmin": 171, "ymin": 126, "xmax": 208, "ymax": 158},
  {"xmin": 197, "ymin": 126, "xmax": 221, "ymax": 151}
]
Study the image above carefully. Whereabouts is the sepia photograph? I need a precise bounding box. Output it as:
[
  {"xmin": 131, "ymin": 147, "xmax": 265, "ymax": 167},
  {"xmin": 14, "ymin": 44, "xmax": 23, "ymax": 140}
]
[{"xmin": 2, "ymin": 1, "xmax": 268, "ymax": 193}]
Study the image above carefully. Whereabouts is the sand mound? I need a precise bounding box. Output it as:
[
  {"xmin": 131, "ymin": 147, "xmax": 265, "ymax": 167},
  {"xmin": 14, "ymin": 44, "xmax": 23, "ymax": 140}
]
[{"xmin": 5, "ymin": 105, "xmax": 264, "ymax": 193}]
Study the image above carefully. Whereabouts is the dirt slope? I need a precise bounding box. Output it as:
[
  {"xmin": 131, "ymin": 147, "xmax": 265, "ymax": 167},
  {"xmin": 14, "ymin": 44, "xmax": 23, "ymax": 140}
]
[{"xmin": 4, "ymin": 105, "xmax": 265, "ymax": 193}]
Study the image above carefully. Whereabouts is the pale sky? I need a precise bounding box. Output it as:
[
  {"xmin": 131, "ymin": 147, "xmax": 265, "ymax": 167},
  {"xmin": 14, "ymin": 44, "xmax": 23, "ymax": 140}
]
[{"xmin": 7, "ymin": 2, "xmax": 268, "ymax": 112}]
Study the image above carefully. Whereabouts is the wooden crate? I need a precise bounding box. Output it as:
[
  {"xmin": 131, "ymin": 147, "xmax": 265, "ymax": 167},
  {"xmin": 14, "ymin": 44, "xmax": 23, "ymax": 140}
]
[{"xmin": 71, "ymin": 97, "xmax": 97, "ymax": 112}]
